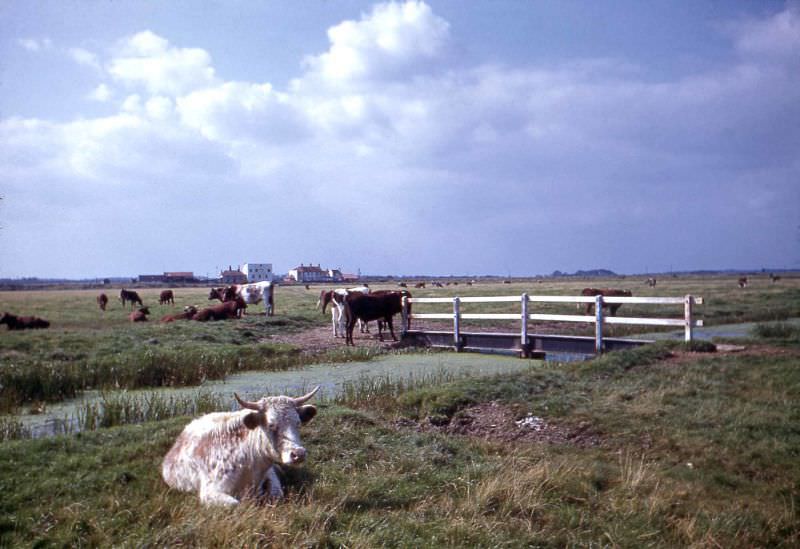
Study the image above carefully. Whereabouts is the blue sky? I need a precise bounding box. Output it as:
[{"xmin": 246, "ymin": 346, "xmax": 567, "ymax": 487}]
[{"xmin": 1, "ymin": 0, "xmax": 798, "ymax": 278}]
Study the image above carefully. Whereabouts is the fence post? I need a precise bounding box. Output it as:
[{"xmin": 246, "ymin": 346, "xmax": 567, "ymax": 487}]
[
  {"xmin": 684, "ymin": 295, "xmax": 693, "ymax": 342},
  {"xmin": 521, "ymin": 293, "xmax": 529, "ymax": 358},
  {"xmin": 595, "ymin": 294, "xmax": 604, "ymax": 353},
  {"xmin": 401, "ymin": 295, "xmax": 409, "ymax": 338},
  {"xmin": 453, "ymin": 297, "xmax": 461, "ymax": 352}
]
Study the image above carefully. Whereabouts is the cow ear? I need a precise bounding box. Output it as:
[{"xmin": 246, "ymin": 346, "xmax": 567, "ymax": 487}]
[
  {"xmin": 297, "ymin": 405, "xmax": 317, "ymax": 424},
  {"xmin": 243, "ymin": 412, "xmax": 264, "ymax": 430}
]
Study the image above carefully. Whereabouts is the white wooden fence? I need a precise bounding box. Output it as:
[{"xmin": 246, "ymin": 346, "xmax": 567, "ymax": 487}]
[{"xmin": 401, "ymin": 294, "xmax": 704, "ymax": 354}]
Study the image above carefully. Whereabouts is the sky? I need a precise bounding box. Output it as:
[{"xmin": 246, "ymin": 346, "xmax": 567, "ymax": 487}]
[{"xmin": 1, "ymin": 0, "xmax": 798, "ymax": 278}]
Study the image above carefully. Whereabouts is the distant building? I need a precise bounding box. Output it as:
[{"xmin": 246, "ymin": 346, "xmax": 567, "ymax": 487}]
[
  {"xmin": 241, "ymin": 263, "xmax": 273, "ymax": 283},
  {"xmin": 220, "ymin": 266, "xmax": 247, "ymax": 285},
  {"xmin": 288, "ymin": 264, "xmax": 344, "ymax": 283},
  {"xmin": 138, "ymin": 272, "xmax": 196, "ymax": 284}
]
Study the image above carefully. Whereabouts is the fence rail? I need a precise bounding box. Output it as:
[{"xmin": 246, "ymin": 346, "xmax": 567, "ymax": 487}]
[{"xmin": 401, "ymin": 293, "xmax": 704, "ymax": 356}]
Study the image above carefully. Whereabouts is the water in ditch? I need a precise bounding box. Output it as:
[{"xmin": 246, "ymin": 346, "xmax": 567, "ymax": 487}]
[{"xmin": 10, "ymin": 352, "xmax": 540, "ymax": 438}]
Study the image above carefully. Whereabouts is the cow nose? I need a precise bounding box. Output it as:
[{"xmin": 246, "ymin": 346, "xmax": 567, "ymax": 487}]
[{"xmin": 290, "ymin": 448, "xmax": 306, "ymax": 463}]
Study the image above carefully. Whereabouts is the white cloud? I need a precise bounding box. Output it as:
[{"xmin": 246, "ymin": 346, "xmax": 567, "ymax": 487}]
[
  {"xmin": 69, "ymin": 47, "xmax": 101, "ymax": 70},
  {"xmin": 88, "ymin": 84, "xmax": 112, "ymax": 102},
  {"xmin": 299, "ymin": 1, "xmax": 450, "ymax": 88},
  {"xmin": 108, "ymin": 30, "xmax": 217, "ymax": 96},
  {"xmin": 18, "ymin": 38, "xmax": 53, "ymax": 52}
]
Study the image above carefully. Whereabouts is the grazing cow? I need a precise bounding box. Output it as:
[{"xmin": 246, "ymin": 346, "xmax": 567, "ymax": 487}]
[
  {"xmin": 96, "ymin": 293, "xmax": 108, "ymax": 311},
  {"xmin": 318, "ymin": 286, "xmax": 371, "ymax": 337},
  {"xmin": 160, "ymin": 305, "xmax": 199, "ymax": 323},
  {"xmin": 738, "ymin": 277, "xmax": 748, "ymax": 289},
  {"xmin": 432, "ymin": 282, "xmax": 444, "ymax": 288},
  {"xmin": 0, "ymin": 312, "xmax": 50, "ymax": 330},
  {"xmin": 344, "ymin": 290, "xmax": 410, "ymax": 346},
  {"xmin": 398, "ymin": 282, "xmax": 407, "ymax": 288},
  {"xmin": 119, "ymin": 288, "xmax": 143, "ymax": 308},
  {"xmin": 579, "ymin": 288, "xmax": 632, "ymax": 316},
  {"xmin": 129, "ymin": 306, "xmax": 151, "ymax": 322},
  {"xmin": 161, "ymin": 387, "xmax": 319, "ymax": 506},
  {"xmin": 415, "ymin": 282, "xmax": 426, "ymax": 289},
  {"xmin": 770, "ymin": 273, "xmax": 781, "ymax": 284},
  {"xmin": 646, "ymin": 278, "xmax": 657, "ymax": 288},
  {"xmin": 159, "ymin": 290, "xmax": 175, "ymax": 305},
  {"xmin": 192, "ymin": 299, "xmax": 244, "ymax": 321},
  {"xmin": 305, "ymin": 284, "xmax": 311, "ymax": 290}
]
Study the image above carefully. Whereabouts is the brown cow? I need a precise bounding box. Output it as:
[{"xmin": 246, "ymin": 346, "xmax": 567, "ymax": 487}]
[
  {"xmin": 97, "ymin": 293, "xmax": 109, "ymax": 311},
  {"xmin": 738, "ymin": 277, "xmax": 748, "ymax": 289},
  {"xmin": 160, "ymin": 305, "xmax": 198, "ymax": 323},
  {"xmin": 120, "ymin": 288, "xmax": 143, "ymax": 308},
  {"xmin": 343, "ymin": 291, "xmax": 409, "ymax": 346},
  {"xmin": 580, "ymin": 288, "xmax": 632, "ymax": 316},
  {"xmin": 0, "ymin": 312, "xmax": 50, "ymax": 330},
  {"xmin": 159, "ymin": 290, "xmax": 175, "ymax": 305},
  {"xmin": 192, "ymin": 298, "xmax": 245, "ymax": 321},
  {"xmin": 129, "ymin": 306, "xmax": 151, "ymax": 322}
]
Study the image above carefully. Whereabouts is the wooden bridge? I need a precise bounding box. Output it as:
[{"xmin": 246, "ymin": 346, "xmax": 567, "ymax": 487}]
[{"xmin": 400, "ymin": 293, "xmax": 704, "ymax": 359}]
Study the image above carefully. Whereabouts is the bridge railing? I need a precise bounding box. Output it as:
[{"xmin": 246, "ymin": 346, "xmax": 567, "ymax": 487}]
[{"xmin": 401, "ymin": 294, "xmax": 704, "ymax": 354}]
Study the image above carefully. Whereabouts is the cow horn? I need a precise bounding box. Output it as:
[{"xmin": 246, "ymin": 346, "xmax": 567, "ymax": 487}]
[
  {"xmin": 293, "ymin": 386, "xmax": 319, "ymax": 405},
  {"xmin": 234, "ymin": 393, "xmax": 262, "ymax": 411}
]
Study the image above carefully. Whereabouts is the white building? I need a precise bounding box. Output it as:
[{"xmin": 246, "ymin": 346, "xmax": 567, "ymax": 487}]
[
  {"xmin": 288, "ymin": 264, "xmax": 343, "ymax": 283},
  {"xmin": 242, "ymin": 263, "xmax": 273, "ymax": 283}
]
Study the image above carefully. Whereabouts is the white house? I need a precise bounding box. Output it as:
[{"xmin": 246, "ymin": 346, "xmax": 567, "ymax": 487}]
[
  {"xmin": 242, "ymin": 263, "xmax": 273, "ymax": 283},
  {"xmin": 288, "ymin": 264, "xmax": 343, "ymax": 283}
]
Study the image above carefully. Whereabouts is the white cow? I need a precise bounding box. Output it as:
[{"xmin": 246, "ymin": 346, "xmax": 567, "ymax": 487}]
[
  {"xmin": 161, "ymin": 387, "xmax": 319, "ymax": 506},
  {"xmin": 317, "ymin": 286, "xmax": 370, "ymax": 337},
  {"xmin": 233, "ymin": 281, "xmax": 275, "ymax": 316}
]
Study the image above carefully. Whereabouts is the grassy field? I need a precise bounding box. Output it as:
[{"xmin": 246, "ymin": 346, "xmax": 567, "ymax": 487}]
[
  {"xmin": 1, "ymin": 275, "xmax": 799, "ymax": 412},
  {"xmin": 0, "ymin": 335, "xmax": 798, "ymax": 546},
  {"xmin": 0, "ymin": 275, "xmax": 799, "ymax": 546}
]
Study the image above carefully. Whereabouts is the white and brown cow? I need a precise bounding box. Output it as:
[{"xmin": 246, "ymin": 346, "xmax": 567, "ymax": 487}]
[
  {"xmin": 161, "ymin": 387, "xmax": 319, "ymax": 506},
  {"xmin": 317, "ymin": 286, "xmax": 371, "ymax": 337},
  {"xmin": 212, "ymin": 281, "xmax": 275, "ymax": 316}
]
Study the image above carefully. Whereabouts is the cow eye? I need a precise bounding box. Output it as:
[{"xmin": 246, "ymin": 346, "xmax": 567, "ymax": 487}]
[{"xmin": 267, "ymin": 421, "xmax": 278, "ymax": 432}]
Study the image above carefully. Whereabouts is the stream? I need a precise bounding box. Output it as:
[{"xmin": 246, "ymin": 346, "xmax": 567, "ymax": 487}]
[{"xmin": 10, "ymin": 352, "xmax": 539, "ymax": 437}]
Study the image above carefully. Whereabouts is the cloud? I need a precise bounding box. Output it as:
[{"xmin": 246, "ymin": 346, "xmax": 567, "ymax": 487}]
[
  {"xmin": 18, "ymin": 38, "xmax": 53, "ymax": 52},
  {"xmin": 88, "ymin": 83, "xmax": 112, "ymax": 102},
  {"xmin": 298, "ymin": 0, "xmax": 450, "ymax": 88},
  {"xmin": 731, "ymin": 2, "xmax": 800, "ymax": 58},
  {"xmin": 2, "ymin": 2, "xmax": 799, "ymax": 277},
  {"xmin": 69, "ymin": 47, "xmax": 101, "ymax": 70},
  {"xmin": 108, "ymin": 30, "xmax": 217, "ymax": 95}
]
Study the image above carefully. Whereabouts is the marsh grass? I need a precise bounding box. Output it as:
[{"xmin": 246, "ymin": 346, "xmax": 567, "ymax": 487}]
[{"xmin": 1, "ymin": 329, "xmax": 799, "ymax": 546}]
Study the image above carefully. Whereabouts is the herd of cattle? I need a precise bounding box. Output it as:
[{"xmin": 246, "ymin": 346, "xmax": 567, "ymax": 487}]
[
  {"xmin": 105, "ymin": 282, "xmax": 275, "ymax": 323},
  {"xmin": 0, "ymin": 274, "xmax": 784, "ymax": 334}
]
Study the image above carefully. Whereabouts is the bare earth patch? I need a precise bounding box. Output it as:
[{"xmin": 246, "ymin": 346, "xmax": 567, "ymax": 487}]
[{"xmin": 399, "ymin": 401, "xmax": 604, "ymax": 448}]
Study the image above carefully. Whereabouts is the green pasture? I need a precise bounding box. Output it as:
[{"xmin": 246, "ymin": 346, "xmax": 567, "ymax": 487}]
[
  {"xmin": 1, "ymin": 276, "xmax": 799, "ymax": 413},
  {"xmin": 0, "ymin": 337, "xmax": 798, "ymax": 547}
]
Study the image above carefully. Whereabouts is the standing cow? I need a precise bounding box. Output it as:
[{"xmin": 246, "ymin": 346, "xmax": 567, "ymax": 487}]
[
  {"xmin": 159, "ymin": 290, "xmax": 175, "ymax": 305},
  {"xmin": 580, "ymin": 288, "xmax": 632, "ymax": 316},
  {"xmin": 119, "ymin": 289, "xmax": 143, "ymax": 308},
  {"xmin": 161, "ymin": 387, "xmax": 319, "ymax": 506},
  {"xmin": 96, "ymin": 293, "xmax": 109, "ymax": 311}
]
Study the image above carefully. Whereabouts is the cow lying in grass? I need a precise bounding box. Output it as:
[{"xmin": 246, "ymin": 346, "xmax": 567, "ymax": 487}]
[
  {"xmin": 192, "ymin": 298, "xmax": 245, "ymax": 321},
  {"xmin": 160, "ymin": 306, "xmax": 198, "ymax": 323},
  {"xmin": 0, "ymin": 312, "xmax": 50, "ymax": 330},
  {"xmin": 161, "ymin": 387, "xmax": 319, "ymax": 506},
  {"xmin": 129, "ymin": 306, "xmax": 150, "ymax": 322}
]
